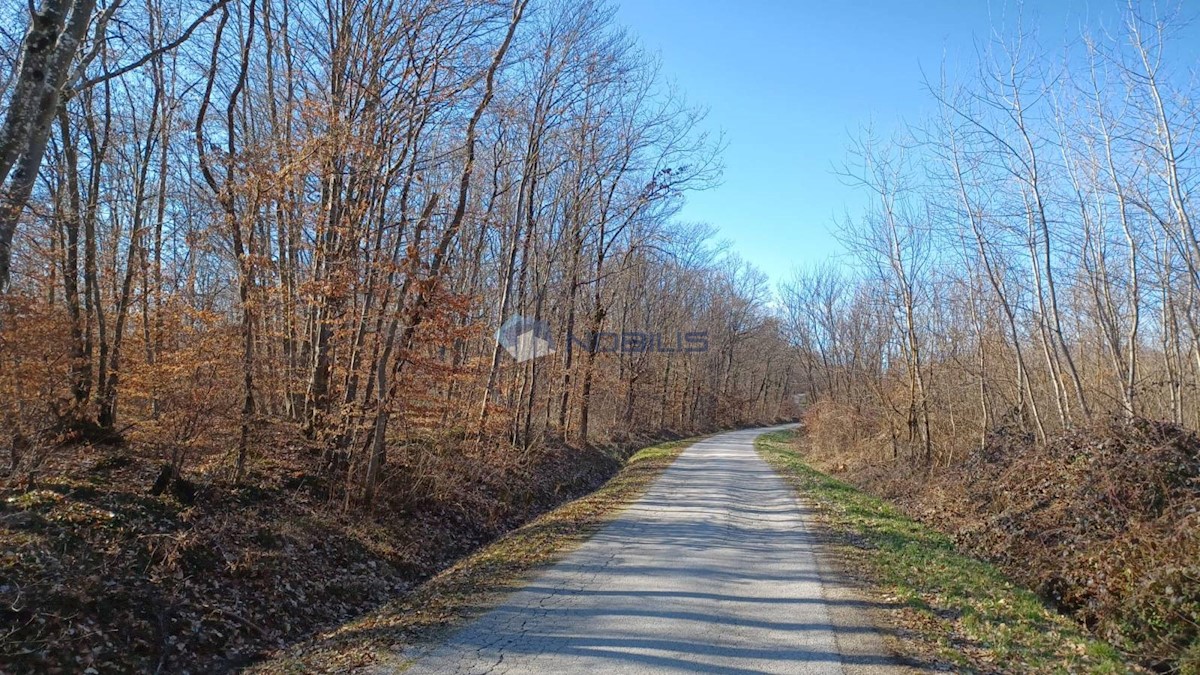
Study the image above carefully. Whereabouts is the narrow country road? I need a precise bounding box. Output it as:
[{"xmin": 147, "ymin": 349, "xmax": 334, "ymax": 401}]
[{"xmin": 400, "ymin": 426, "xmax": 900, "ymax": 674}]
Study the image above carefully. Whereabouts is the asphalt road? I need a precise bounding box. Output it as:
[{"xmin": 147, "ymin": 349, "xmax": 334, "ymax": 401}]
[{"xmin": 400, "ymin": 426, "xmax": 900, "ymax": 674}]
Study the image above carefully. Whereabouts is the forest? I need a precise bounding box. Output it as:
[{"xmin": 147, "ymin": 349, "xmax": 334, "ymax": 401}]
[
  {"xmin": 0, "ymin": 0, "xmax": 791, "ymax": 493},
  {"xmin": 2, "ymin": 0, "xmax": 1199, "ymax": 671},
  {"xmin": 780, "ymin": 8, "xmax": 1200, "ymax": 670},
  {"xmin": 0, "ymin": 0, "xmax": 794, "ymax": 669}
]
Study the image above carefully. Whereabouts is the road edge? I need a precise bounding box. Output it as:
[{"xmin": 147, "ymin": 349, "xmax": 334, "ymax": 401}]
[
  {"xmin": 250, "ymin": 434, "xmax": 704, "ymax": 673},
  {"xmin": 755, "ymin": 429, "xmax": 1135, "ymax": 673},
  {"xmin": 751, "ymin": 427, "xmax": 917, "ymax": 675}
]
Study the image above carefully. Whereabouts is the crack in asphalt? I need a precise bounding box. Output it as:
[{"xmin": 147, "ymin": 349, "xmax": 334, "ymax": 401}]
[{"xmin": 392, "ymin": 426, "xmax": 901, "ymax": 674}]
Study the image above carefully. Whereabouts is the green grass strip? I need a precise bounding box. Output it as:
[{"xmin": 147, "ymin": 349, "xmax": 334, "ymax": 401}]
[{"xmin": 756, "ymin": 429, "xmax": 1133, "ymax": 674}]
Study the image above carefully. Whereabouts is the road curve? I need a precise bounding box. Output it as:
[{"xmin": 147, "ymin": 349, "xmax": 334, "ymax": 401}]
[{"xmin": 399, "ymin": 426, "xmax": 900, "ymax": 674}]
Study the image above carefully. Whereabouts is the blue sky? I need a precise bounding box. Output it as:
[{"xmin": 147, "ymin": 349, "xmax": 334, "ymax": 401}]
[{"xmin": 613, "ymin": 0, "xmax": 1145, "ymax": 284}]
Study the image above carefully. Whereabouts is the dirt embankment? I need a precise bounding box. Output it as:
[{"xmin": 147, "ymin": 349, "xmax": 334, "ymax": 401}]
[
  {"xmin": 1, "ymin": 431, "xmax": 631, "ymax": 673},
  {"xmin": 801, "ymin": 405, "xmax": 1200, "ymax": 672}
]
